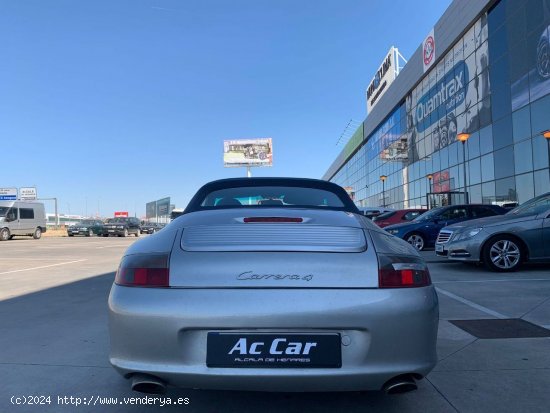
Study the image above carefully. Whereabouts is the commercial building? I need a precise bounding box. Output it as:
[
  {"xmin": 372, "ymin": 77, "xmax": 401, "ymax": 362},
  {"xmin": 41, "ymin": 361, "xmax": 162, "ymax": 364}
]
[{"xmin": 324, "ymin": 0, "xmax": 550, "ymax": 209}]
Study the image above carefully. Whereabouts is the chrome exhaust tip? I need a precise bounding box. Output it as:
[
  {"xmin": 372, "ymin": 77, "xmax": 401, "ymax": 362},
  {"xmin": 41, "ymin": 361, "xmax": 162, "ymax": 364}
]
[
  {"xmin": 382, "ymin": 374, "xmax": 418, "ymax": 395},
  {"xmin": 130, "ymin": 374, "xmax": 167, "ymax": 394}
]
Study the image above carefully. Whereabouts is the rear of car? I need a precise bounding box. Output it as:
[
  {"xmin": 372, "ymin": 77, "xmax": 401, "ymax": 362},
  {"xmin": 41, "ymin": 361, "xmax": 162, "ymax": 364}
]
[
  {"xmin": 103, "ymin": 217, "xmax": 141, "ymax": 237},
  {"xmin": 373, "ymin": 209, "xmax": 427, "ymax": 228},
  {"xmin": 109, "ymin": 178, "xmax": 438, "ymax": 393}
]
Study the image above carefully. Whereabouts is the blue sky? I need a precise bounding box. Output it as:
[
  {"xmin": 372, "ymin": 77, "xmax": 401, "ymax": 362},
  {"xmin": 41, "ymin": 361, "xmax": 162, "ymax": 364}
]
[{"xmin": 0, "ymin": 0, "xmax": 451, "ymax": 217}]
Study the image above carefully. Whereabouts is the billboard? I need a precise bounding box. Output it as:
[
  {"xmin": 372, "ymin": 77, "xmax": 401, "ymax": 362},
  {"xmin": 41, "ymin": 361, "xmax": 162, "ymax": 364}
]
[
  {"xmin": 366, "ymin": 47, "xmax": 397, "ymax": 113},
  {"xmin": 223, "ymin": 138, "xmax": 273, "ymax": 167},
  {"xmin": 19, "ymin": 187, "xmax": 37, "ymax": 200},
  {"xmin": 0, "ymin": 188, "xmax": 17, "ymax": 201},
  {"xmin": 146, "ymin": 201, "xmax": 156, "ymax": 219},
  {"xmin": 156, "ymin": 197, "xmax": 170, "ymax": 216},
  {"xmin": 114, "ymin": 211, "xmax": 129, "ymax": 217}
]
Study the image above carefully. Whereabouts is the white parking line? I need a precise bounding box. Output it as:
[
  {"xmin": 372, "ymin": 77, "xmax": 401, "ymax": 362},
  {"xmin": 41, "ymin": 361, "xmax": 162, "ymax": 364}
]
[
  {"xmin": 435, "ymin": 278, "xmax": 550, "ymax": 283},
  {"xmin": 0, "ymin": 259, "xmax": 87, "ymax": 275},
  {"xmin": 436, "ymin": 287, "xmax": 509, "ymax": 319}
]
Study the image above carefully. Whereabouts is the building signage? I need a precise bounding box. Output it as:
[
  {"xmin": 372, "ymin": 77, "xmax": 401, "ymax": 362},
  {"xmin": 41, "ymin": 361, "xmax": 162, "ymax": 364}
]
[
  {"xmin": 224, "ymin": 138, "xmax": 273, "ymax": 167},
  {"xmin": 415, "ymin": 61, "xmax": 468, "ymax": 132},
  {"xmin": 407, "ymin": 15, "xmax": 490, "ymax": 161},
  {"xmin": 19, "ymin": 187, "xmax": 37, "ymax": 200},
  {"xmin": 0, "ymin": 188, "xmax": 17, "ymax": 200},
  {"xmin": 366, "ymin": 48, "xmax": 397, "ymax": 113},
  {"xmin": 423, "ymin": 28, "xmax": 435, "ymax": 73},
  {"xmin": 114, "ymin": 211, "xmax": 129, "ymax": 217}
]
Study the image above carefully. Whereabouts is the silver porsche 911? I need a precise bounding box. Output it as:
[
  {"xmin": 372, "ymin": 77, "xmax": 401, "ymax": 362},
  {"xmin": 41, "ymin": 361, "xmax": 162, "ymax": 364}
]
[{"xmin": 108, "ymin": 178, "xmax": 438, "ymax": 395}]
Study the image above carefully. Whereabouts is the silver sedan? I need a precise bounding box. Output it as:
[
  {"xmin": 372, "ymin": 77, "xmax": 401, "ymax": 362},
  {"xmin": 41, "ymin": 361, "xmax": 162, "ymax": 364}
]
[
  {"xmin": 109, "ymin": 178, "xmax": 438, "ymax": 395},
  {"xmin": 436, "ymin": 192, "xmax": 550, "ymax": 271}
]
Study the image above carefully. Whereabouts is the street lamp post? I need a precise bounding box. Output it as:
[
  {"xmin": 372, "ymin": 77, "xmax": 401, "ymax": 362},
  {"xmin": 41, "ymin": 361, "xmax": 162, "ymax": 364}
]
[
  {"xmin": 457, "ymin": 133, "xmax": 471, "ymax": 204},
  {"xmin": 426, "ymin": 174, "xmax": 433, "ymax": 209},
  {"xmin": 543, "ymin": 131, "xmax": 550, "ymax": 171},
  {"xmin": 380, "ymin": 175, "xmax": 387, "ymax": 207}
]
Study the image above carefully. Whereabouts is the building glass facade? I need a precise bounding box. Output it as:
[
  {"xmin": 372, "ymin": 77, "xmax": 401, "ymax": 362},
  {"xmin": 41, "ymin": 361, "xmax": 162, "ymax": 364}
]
[{"xmin": 327, "ymin": 0, "xmax": 550, "ymax": 209}]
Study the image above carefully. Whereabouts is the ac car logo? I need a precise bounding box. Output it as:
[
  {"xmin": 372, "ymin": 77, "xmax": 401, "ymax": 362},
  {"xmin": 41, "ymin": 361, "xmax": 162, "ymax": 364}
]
[{"xmin": 229, "ymin": 338, "xmax": 318, "ymax": 355}]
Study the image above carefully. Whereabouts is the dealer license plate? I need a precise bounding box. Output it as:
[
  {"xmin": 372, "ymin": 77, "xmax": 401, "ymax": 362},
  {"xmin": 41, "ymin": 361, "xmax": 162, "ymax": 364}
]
[{"xmin": 207, "ymin": 333, "xmax": 341, "ymax": 368}]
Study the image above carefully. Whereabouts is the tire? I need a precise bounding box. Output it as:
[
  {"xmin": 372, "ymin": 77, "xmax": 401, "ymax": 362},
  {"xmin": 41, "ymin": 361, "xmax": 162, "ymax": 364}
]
[
  {"xmin": 68, "ymin": 234, "xmax": 74, "ymax": 237},
  {"xmin": 135, "ymin": 229, "xmax": 140, "ymax": 237},
  {"xmin": 103, "ymin": 234, "xmax": 109, "ymax": 237},
  {"xmin": 123, "ymin": 228, "xmax": 128, "ymax": 237},
  {"xmin": 483, "ymin": 236, "xmax": 523, "ymax": 272},
  {"xmin": 33, "ymin": 228, "xmax": 42, "ymax": 240},
  {"xmin": 406, "ymin": 233, "xmax": 425, "ymax": 251},
  {"xmin": 86, "ymin": 229, "xmax": 93, "ymax": 237},
  {"xmin": 0, "ymin": 228, "xmax": 10, "ymax": 241}
]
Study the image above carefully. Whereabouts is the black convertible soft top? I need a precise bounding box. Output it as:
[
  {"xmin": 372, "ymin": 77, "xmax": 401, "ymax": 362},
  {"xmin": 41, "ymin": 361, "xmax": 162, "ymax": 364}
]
[{"xmin": 184, "ymin": 177, "xmax": 359, "ymax": 214}]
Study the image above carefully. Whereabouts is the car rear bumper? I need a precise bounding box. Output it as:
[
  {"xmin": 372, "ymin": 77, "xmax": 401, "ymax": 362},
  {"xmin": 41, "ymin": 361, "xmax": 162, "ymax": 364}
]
[{"xmin": 108, "ymin": 286, "xmax": 439, "ymax": 392}]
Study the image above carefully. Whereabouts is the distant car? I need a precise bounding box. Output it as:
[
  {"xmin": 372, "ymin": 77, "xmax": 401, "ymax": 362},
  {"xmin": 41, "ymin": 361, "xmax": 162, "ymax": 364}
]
[
  {"xmin": 358, "ymin": 207, "xmax": 395, "ymax": 220},
  {"xmin": 103, "ymin": 217, "xmax": 141, "ymax": 237},
  {"xmin": 108, "ymin": 177, "xmax": 438, "ymax": 395},
  {"xmin": 67, "ymin": 220, "xmax": 104, "ymax": 237},
  {"xmin": 140, "ymin": 222, "xmax": 164, "ymax": 234},
  {"xmin": 373, "ymin": 209, "xmax": 427, "ymax": 228},
  {"xmin": 384, "ymin": 204, "xmax": 507, "ymax": 251},
  {"xmin": 436, "ymin": 193, "xmax": 550, "ymax": 271}
]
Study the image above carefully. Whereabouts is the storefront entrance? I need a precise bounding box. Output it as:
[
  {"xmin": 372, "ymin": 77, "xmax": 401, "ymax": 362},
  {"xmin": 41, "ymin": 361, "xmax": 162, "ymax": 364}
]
[{"xmin": 426, "ymin": 191, "xmax": 467, "ymax": 209}]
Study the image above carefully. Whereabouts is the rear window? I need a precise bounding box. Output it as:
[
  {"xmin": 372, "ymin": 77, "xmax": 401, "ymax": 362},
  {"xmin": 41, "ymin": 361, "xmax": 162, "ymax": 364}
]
[
  {"xmin": 200, "ymin": 186, "xmax": 345, "ymax": 208},
  {"xmin": 373, "ymin": 211, "xmax": 395, "ymax": 221},
  {"xmin": 185, "ymin": 178, "xmax": 358, "ymax": 214}
]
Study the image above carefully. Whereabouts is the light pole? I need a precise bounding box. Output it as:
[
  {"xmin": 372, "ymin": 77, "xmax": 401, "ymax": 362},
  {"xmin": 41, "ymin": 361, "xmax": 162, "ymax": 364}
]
[
  {"xmin": 426, "ymin": 174, "xmax": 433, "ymax": 209},
  {"xmin": 543, "ymin": 131, "xmax": 550, "ymax": 171},
  {"xmin": 457, "ymin": 133, "xmax": 470, "ymax": 204},
  {"xmin": 380, "ymin": 175, "xmax": 387, "ymax": 207}
]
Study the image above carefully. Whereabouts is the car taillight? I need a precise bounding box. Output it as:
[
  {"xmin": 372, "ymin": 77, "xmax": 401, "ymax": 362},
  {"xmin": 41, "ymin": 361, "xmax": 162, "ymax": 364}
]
[
  {"xmin": 378, "ymin": 254, "xmax": 431, "ymax": 288},
  {"xmin": 115, "ymin": 254, "xmax": 169, "ymax": 287},
  {"xmin": 244, "ymin": 217, "xmax": 303, "ymax": 223}
]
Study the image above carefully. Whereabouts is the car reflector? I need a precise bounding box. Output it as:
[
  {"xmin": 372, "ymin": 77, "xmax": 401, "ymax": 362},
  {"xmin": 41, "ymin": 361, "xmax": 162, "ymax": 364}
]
[{"xmin": 115, "ymin": 254, "xmax": 169, "ymax": 287}]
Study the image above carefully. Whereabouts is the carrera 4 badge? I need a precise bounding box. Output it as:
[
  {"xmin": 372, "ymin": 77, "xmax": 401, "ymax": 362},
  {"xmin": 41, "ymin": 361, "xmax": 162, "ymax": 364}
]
[{"xmin": 237, "ymin": 271, "xmax": 314, "ymax": 281}]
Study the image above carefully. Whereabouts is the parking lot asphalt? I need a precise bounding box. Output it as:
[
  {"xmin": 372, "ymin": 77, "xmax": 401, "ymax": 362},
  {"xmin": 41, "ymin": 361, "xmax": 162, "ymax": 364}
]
[{"xmin": 1, "ymin": 237, "xmax": 549, "ymax": 413}]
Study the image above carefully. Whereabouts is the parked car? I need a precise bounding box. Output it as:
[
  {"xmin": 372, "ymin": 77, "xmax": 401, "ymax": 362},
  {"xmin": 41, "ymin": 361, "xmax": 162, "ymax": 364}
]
[
  {"xmin": 357, "ymin": 207, "xmax": 395, "ymax": 220},
  {"xmin": 435, "ymin": 192, "xmax": 550, "ymax": 272},
  {"xmin": 140, "ymin": 222, "xmax": 164, "ymax": 234},
  {"xmin": 0, "ymin": 201, "xmax": 47, "ymax": 241},
  {"xmin": 67, "ymin": 220, "xmax": 104, "ymax": 237},
  {"xmin": 103, "ymin": 217, "xmax": 141, "ymax": 237},
  {"xmin": 373, "ymin": 209, "xmax": 427, "ymax": 228},
  {"xmin": 108, "ymin": 177, "xmax": 438, "ymax": 395},
  {"xmin": 384, "ymin": 204, "xmax": 506, "ymax": 251}
]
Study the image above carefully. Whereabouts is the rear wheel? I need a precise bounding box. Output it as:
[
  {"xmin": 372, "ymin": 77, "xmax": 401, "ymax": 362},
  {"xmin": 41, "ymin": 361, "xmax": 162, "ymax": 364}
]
[
  {"xmin": 86, "ymin": 229, "xmax": 93, "ymax": 237},
  {"xmin": 0, "ymin": 228, "xmax": 10, "ymax": 241},
  {"xmin": 135, "ymin": 229, "xmax": 140, "ymax": 237},
  {"xmin": 406, "ymin": 233, "xmax": 425, "ymax": 251},
  {"xmin": 123, "ymin": 228, "xmax": 128, "ymax": 237},
  {"xmin": 483, "ymin": 236, "xmax": 523, "ymax": 272},
  {"xmin": 68, "ymin": 234, "xmax": 74, "ymax": 237},
  {"xmin": 103, "ymin": 233, "xmax": 109, "ymax": 237},
  {"xmin": 33, "ymin": 228, "xmax": 42, "ymax": 239}
]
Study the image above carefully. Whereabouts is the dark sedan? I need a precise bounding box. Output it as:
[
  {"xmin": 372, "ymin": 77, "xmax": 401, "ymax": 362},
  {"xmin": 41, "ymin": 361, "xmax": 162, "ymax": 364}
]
[
  {"xmin": 436, "ymin": 193, "xmax": 550, "ymax": 271},
  {"xmin": 67, "ymin": 220, "xmax": 104, "ymax": 237},
  {"xmin": 140, "ymin": 222, "xmax": 164, "ymax": 234},
  {"xmin": 384, "ymin": 204, "xmax": 507, "ymax": 251}
]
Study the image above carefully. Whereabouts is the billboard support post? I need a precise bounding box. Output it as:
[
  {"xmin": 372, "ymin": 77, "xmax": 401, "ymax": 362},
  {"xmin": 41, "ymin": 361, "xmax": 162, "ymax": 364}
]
[{"xmin": 247, "ymin": 166, "xmax": 251, "ymax": 178}]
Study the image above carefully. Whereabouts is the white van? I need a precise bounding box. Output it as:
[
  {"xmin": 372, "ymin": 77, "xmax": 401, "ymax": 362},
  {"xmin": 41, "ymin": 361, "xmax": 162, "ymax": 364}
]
[{"xmin": 0, "ymin": 201, "xmax": 47, "ymax": 241}]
